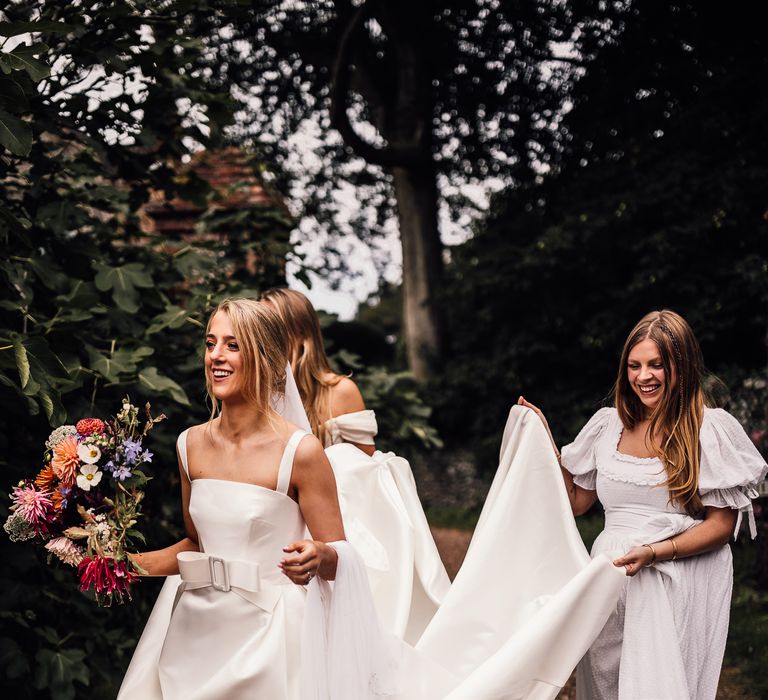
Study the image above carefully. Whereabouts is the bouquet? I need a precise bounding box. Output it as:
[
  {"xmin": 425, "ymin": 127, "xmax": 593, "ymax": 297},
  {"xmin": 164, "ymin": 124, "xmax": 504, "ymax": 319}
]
[{"xmin": 4, "ymin": 398, "xmax": 165, "ymax": 605}]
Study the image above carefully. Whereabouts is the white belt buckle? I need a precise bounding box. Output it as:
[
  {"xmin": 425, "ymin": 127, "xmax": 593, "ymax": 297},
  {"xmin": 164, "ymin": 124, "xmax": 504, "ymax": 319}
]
[{"xmin": 208, "ymin": 556, "xmax": 230, "ymax": 592}]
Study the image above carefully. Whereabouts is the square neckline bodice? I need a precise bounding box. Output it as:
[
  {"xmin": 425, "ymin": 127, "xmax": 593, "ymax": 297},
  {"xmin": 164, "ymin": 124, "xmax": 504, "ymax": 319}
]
[{"xmin": 178, "ymin": 427, "xmax": 308, "ymax": 502}]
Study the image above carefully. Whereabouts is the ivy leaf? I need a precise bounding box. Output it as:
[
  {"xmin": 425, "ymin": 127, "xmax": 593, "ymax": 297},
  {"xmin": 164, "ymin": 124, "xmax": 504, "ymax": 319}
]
[
  {"xmin": 0, "ymin": 109, "xmax": 32, "ymax": 156},
  {"xmin": 138, "ymin": 367, "xmax": 190, "ymax": 406},
  {"xmin": 92, "ymin": 262, "xmax": 154, "ymax": 313}
]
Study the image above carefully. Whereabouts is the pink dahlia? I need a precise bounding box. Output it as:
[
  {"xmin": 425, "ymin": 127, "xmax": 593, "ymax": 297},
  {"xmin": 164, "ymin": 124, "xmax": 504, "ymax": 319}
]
[
  {"xmin": 76, "ymin": 418, "xmax": 105, "ymax": 437},
  {"xmin": 11, "ymin": 484, "xmax": 52, "ymax": 526},
  {"xmin": 45, "ymin": 536, "xmax": 85, "ymax": 566}
]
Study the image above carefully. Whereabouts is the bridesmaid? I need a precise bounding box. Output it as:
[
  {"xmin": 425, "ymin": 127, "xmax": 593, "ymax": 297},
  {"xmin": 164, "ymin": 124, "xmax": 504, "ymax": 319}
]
[
  {"xmin": 261, "ymin": 287, "xmax": 451, "ymax": 643},
  {"xmin": 120, "ymin": 298, "xmax": 388, "ymax": 699},
  {"xmin": 260, "ymin": 287, "xmax": 376, "ymax": 455},
  {"xmin": 520, "ymin": 309, "xmax": 767, "ymax": 699}
]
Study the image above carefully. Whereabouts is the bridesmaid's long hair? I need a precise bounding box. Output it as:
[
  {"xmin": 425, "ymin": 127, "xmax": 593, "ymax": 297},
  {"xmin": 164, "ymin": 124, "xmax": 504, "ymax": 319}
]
[
  {"xmin": 614, "ymin": 310, "xmax": 707, "ymax": 516},
  {"xmin": 205, "ymin": 298, "xmax": 289, "ymax": 420},
  {"xmin": 259, "ymin": 288, "xmax": 341, "ymax": 439}
]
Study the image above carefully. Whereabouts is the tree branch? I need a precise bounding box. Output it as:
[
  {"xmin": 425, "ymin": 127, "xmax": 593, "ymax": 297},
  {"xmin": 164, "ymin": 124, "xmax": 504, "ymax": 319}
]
[{"xmin": 330, "ymin": 0, "xmax": 426, "ymax": 167}]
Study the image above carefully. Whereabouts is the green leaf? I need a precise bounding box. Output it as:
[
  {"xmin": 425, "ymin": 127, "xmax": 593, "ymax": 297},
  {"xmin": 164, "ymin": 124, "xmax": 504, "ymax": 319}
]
[
  {"xmin": 0, "ymin": 109, "xmax": 32, "ymax": 156},
  {"xmin": 34, "ymin": 647, "xmax": 89, "ymax": 700},
  {"xmin": 1, "ymin": 43, "xmax": 51, "ymax": 81},
  {"xmin": 86, "ymin": 346, "xmax": 134, "ymax": 383},
  {"xmin": 12, "ymin": 336, "xmax": 30, "ymax": 389},
  {"xmin": 0, "ymin": 77, "xmax": 28, "ymax": 110},
  {"xmin": 146, "ymin": 305, "xmax": 190, "ymax": 335},
  {"xmin": 138, "ymin": 367, "xmax": 190, "ymax": 406},
  {"xmin": 0, "ymin": 636, "xmax": 30, "ymax": 679},
  {"xmin": 0, "ymin": 21, "xmax": 75, "ymax": 37},
  {"xmin": 92, "ymin": 262, "xmax": 154, "ymax": 313}
]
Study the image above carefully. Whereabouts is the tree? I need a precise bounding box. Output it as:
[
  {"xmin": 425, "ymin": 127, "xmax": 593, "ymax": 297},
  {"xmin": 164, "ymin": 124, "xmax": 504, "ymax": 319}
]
[
  {"xmin": 436, "ymin": 1, "xmax": 768, "ymax": 465},
  {"xmin": 0, "ymin": 3, "xmax": 290, "ymax": 697},
  {"xmin": 201, "ymin": 0, "xmax": 604, "ymax": 379}
]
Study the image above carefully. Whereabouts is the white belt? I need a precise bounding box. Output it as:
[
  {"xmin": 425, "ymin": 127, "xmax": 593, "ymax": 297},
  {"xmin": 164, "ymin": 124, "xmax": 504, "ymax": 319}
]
[{"xmin": 176, "ymin": 552, "xmax": 284, "ymax": 612}]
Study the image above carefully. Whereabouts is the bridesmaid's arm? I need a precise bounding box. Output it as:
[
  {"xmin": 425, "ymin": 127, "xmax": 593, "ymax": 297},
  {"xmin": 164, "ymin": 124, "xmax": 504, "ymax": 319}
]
[
  {"xmin": 281, "ymin": 435, "xmax": 345, "ymax": 583},
  {"xmin": 128, "ymin": 448, "xmax": 200, "ymax": 576},
  {"xmin": 614, "ymin": 506, "xmax": 737, "ymax": 576},
  {"xmin": 330, "ymin": 377, "xmax": 375, "ymax": 456}
]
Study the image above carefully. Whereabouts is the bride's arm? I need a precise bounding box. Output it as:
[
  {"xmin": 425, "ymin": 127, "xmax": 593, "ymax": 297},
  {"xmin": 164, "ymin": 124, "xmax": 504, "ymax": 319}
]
[
  {"xmin": 128, "ymin": 450, "xmax": 200, "ymax": 576},
  {"xmin": 281, "ymin": 435, "xmax": 345, "ymax": 582},
  {"xmin": 517, "ymin": 396, "xmax": 598, "ymax": 516}
]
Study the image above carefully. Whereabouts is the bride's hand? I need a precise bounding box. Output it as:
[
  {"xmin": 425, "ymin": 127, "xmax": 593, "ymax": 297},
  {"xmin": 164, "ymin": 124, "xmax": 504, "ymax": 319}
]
[{"xmin": 280, "ymin": 539, "xmax": 335, "ymax": 585}]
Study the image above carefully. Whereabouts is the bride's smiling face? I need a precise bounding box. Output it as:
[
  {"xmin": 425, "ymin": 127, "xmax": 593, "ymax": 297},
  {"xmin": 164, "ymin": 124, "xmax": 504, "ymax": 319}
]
[{"xmin": 205, "ymin": 310, "xmax": 242, "ymax": 401}]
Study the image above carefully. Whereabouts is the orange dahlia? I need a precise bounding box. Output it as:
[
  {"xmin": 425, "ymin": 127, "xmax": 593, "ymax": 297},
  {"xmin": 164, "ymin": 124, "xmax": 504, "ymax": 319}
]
[
  {"xmin": 51, "ymin": 435, "xmax": 80, "ymax": 487},
  {"xmin": 51, "ymin": 488, "xmax": 65, "ymax": 511},
  {"xmin": 35, "ymin": 465, "xmax": 57, "ymax": 492},
  {"xmin": 76, "ymin": 418, "xmax": 105, "ymax": 436}
]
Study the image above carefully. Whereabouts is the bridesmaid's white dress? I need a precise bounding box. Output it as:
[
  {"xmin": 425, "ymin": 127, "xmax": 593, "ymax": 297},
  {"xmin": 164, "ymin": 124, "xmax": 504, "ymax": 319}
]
[
  {"xmin": 561, "ymin": 407, "xmax": 767, "ymax": 700},
  {"xmin": 322, "ymin": 410, "xmax": 451, "ymax": 643}
]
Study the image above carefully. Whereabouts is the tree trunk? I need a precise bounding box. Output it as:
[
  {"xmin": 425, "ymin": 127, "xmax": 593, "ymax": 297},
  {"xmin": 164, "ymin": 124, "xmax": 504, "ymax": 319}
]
[
  {"xmin": 330, "ymin": 0, "xmax": 444, "ymax": 379},
  {"xmin": 391, "ymin": 163, "xmax": 443, "ymax": 381}
]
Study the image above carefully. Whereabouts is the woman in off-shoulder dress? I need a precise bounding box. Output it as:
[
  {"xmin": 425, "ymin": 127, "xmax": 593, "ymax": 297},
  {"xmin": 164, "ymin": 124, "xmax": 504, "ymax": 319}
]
[
  {"xmin": 261, "ymin": 287, "xmax": 450, "ymax": 644},
  {"xmin": 521, "ymin": 309, "xmax": 767, "ymax": 700}
]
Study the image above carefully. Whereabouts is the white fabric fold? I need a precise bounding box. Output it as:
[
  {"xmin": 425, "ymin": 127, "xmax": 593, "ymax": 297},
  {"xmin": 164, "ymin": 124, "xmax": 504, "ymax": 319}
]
[{"xmin": 300, "ymin": 540, "xmax": 400, "ymax": 700}]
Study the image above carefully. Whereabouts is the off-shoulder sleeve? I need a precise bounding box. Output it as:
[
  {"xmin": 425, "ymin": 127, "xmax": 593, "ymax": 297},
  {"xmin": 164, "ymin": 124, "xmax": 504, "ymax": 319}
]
[
  {"xmin": 560, "ymin": 407, "xmax": 614, "ymax": 491},
  {"xmin": 323, "ymin": 410, "xmax": 378, "ymax": 447},
  {"xmin": 698, "ymin": 408, "xmax": 767, "ymax": 539}
]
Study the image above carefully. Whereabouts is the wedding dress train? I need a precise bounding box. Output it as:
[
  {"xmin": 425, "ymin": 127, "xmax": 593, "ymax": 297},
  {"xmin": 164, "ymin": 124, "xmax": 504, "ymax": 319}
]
[{"xmin": 119, "ymin": 406, "xmax": 626, "ymax": 699}]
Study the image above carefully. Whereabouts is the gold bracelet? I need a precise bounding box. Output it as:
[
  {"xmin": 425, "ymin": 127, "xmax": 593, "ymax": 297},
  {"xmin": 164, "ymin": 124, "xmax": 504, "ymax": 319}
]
[
  {"xmin": 670, "ymin": 537, "xmax": 678, "ymax": 561},
  {"xmin": 642, "ymin": 543, "xmax": 657, "ymax": 567}
]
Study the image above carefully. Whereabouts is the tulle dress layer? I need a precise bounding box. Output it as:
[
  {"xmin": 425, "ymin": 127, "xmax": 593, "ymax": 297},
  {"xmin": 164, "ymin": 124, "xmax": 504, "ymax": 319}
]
[
  {"xmin": 561, "ymin": 407, "xmax": 767, "ymax": 700},
  {"xmin": 323, "ymin": 410, "xmax": 452, "ymax": 643}
]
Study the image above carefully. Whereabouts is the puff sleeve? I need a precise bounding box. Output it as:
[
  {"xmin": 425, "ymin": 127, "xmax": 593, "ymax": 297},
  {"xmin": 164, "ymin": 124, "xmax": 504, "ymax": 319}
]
[
  {"xmin": 560, "ymin": 407, "xmax": 614, "ymax": 491},
  {"xmin": 698, "ymin": 408, "xmax": 768, "ymax": 539}
]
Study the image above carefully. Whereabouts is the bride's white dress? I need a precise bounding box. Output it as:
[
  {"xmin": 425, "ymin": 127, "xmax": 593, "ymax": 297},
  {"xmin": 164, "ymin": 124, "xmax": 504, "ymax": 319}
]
[
  {"xmin": 156, "ymin": 428, "xmax": 308, "ymax": 699},
  {"xmin": 120, "ymin": 406, "xmax": 629, "ymax": 699},
  {"xmin": 323, "ymin": 410, "xmax": 451, "ymax": 643},
  {"xmin": 562, "ymin": 407, "xmax": 767, "ymax": 700}
]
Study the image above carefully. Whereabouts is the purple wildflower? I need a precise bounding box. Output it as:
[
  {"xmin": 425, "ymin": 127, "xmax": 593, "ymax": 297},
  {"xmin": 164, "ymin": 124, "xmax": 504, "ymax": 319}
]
[
  {"xmin": 122, "ymin": 438, "xmax": 142, "ymax": 464},
  {"xmin": 113, "ymin": 466, "xmax": 132, "ymax": 481}
]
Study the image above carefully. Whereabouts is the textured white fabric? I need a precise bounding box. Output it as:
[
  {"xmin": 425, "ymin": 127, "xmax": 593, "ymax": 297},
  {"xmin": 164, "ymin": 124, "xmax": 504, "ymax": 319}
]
[
  {"xmin": 562, "ymin": 407, "xmax": 766, "ymax": 700},
  {"xmin": 323, "ymin": 409, "xmax": 378, "ymax": 446},
  {"xmin": 324, "ymin": 410, "xmax": 450, "ymax": 643}
]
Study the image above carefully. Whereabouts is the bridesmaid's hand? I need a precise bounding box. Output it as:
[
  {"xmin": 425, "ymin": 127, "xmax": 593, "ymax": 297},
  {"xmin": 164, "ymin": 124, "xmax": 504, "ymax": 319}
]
[
  {"xmin": 280, "ymin": 539, "xmax": 336, "ymax": 585},
  {"xmin": 613, "ymin": 546, "xmax": 655, "ymax": 576},
  {"xmin": 517, "ymin": 396, "xmax": 557, "ymax": 449}
]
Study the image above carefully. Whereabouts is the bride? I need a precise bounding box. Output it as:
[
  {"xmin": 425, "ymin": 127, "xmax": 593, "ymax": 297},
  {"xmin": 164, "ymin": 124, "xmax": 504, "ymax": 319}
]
[
  {"xmin": 260, "ymin": 287, "xmax": 450, "ymax": 642},
  {"xmin": 119, "ymin": 298, "xmax": 389, "ymax": 699}
]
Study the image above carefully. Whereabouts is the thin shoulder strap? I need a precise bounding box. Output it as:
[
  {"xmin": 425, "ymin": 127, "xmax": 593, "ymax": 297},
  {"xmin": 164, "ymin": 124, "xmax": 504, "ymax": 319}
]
[
  {"xmin": 177, "ymin": 429, "xmax": 191, "ymax": 481},
  {"xmin": 276, "ymin": 430, "xmax": 309, "ymax": 495}
]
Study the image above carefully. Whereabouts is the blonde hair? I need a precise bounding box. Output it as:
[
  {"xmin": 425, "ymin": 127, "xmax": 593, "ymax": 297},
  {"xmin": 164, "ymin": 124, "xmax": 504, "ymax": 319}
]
[
  {"xmin": 259, "ymin": 288, "xmax": 341, "ymax": 439},
  {"xmin": 205, "ymin": 298, "xmax": 289, "ymax": 420},
  {"xmin": 614, "ymin": 309, "xmax": 708, "ymax": 516}
]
